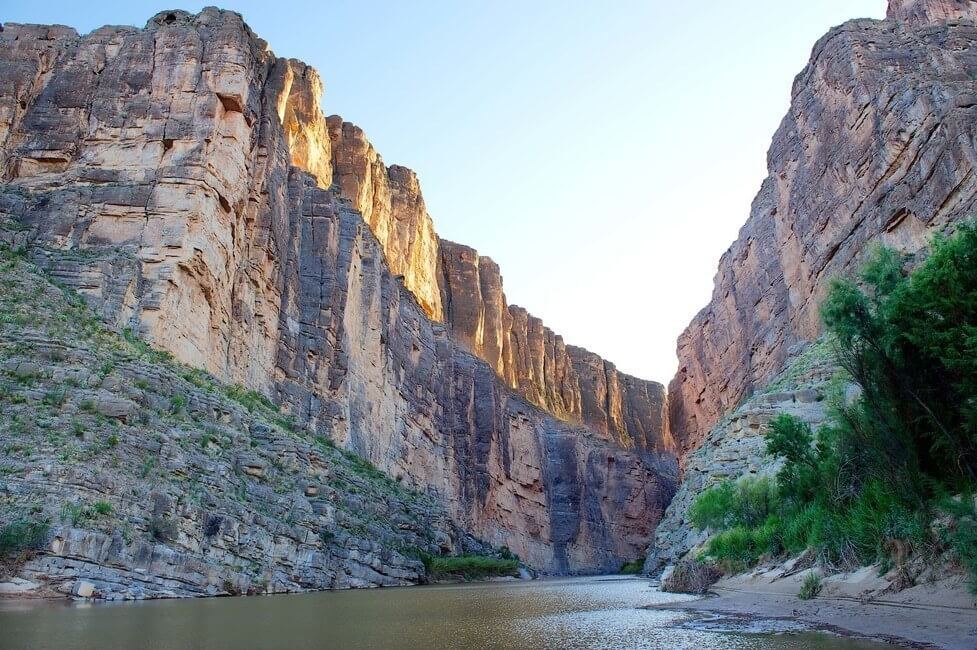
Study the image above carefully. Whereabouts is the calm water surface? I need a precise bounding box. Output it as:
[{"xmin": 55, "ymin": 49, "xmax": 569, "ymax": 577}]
[{"xmin": 0, "ymin": 576, "xmax": 888, "ymax": 649}]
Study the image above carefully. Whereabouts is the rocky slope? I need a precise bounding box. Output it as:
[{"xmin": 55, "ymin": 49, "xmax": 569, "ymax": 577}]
[
  {"xmin": 668, "ymin": 0, "xmax": 977, "ymax": 455},
  {"xmin": 645, "ymin": 341, "xmax": 837, "ymax": 574},
  {"xmin": 0, "ymin": 8, "xmax": 676, "ymax": 576},
  {"xmin": 0, "ymin": 248, "xmax": 490, "ymax": 599}
]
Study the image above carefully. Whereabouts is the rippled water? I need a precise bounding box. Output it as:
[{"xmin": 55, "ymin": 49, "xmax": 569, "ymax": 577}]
[{"xmin": 0, "ymin": 576, "xmax": 888, "ymax": 649}]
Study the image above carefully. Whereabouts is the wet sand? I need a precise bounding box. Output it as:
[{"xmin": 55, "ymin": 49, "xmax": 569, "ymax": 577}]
[{"xmin": 649, "ymin": 566, "xmax": 977, "ymax": 649}]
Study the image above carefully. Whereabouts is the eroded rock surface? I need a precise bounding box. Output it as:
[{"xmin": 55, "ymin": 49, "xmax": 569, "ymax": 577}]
[
  {"xmin": 438, "ymin": 240, "xmax": 673, "ymax": 454},
  {"xmin": 0, "ymin": 254, "xmax": 483, "ymax": 599},
  {"xmin": 887, "ymin": 0, "xmax": 977, "ymax": 23},
  {"xmin": 0, "ymin": 8, "xmax": 676, "ymax": 575},
  {"xmin": 326, "ymin": 117, "xmax": 443, "ymax": 321},
  {"xmin": 669, "ymin": 3, "xmax": 977, "ymax": 454},
  {"xmin": 323, "ymin": 123, "xmax": 672, "ymax": 455}
]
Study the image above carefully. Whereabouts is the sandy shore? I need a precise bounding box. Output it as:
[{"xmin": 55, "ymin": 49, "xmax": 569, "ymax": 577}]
[{"xmin": 649, "ymin": 564, "xmax": 977, "ymax": 649}]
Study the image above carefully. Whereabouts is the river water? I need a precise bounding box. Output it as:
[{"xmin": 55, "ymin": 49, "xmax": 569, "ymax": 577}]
[{"xmin": 0, "ymin": 576, "xmax": 888, "ymax": 649}]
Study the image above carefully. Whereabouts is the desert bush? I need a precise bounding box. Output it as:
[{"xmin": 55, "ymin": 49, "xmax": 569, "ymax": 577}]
[
  {"xmin": 798, "ymin": 572, "xmax": 822, "ymax": 600},
  {"xmin": 690, "ymin": 476, "xmax": 778, "ymax": 531},
  {"xmin": 618, "ymin": 559, "xmax": 643, "ymax": 574},
  {"xmin": 203, "ymin": 514, "xmax": 222, "ymax": 538},
  {"xmin": 660, "ymin": 560, "xmax": 720, "ymax": 594},
  {"xmin": 0, "ymin": 519, "xmax": 50, "ymax": 558},
  {"xmin": 423, "ymin": 554, "xmax": 519, "ymax": 581}
]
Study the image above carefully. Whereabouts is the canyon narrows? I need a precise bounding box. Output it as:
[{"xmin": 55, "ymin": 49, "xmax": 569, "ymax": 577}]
[{"xmin": 2, "ymin": 1, "xmax": 977, "ymax": 627}]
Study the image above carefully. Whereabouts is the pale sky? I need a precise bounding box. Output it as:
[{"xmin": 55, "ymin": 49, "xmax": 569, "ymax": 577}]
[{"xmin": 5, "ymin": 1, "xmax": 887, "ymax": 383}]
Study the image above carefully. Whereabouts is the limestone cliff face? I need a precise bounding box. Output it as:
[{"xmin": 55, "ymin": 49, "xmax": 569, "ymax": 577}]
[
  {"xmin": 324, "ymin": 123, "xmax": 672, "ymax": 456},
  {"xmin": 0, "ymin": 8, "xmax": 676, "ymax": 572},
  {"xmin": 669, "ymin": 1, "xmax": 977, "ymax": 454},
  {"xmin": 438, "ymin": 239, "xmax": 673, "ymax": 454},
  {"xmin": 326, "ymin": 117, "xmax": 443, "ymax": 321}
]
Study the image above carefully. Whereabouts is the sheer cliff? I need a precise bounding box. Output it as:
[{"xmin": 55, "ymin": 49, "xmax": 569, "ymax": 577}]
[
  {"xmin": 326, "ymin": 120, "xmax": 672, "ymax": 456},
  {"xmin": 0, "ymin": 7, "xmax": 676, "ymax": 575},
  {"xmin": 668, "ymin": 0, "xmax": 977, "ymax": 455}
]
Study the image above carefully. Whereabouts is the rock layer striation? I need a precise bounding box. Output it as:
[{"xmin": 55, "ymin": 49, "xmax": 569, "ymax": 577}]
[
  {"xmin": 0, "ymin": 8, "xmax": 676, "ymax": 574},
  {"xmin": 669, "ymin": 1, "xmax": 977, "ymax": 454}
]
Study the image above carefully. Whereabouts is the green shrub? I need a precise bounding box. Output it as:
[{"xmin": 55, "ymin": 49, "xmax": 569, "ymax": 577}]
[
  {"xmin": 689, "ymin": 481, "xmax": 736, "ymax": 531},
  {"xmin": 940, "ymin": 495, "xmax": 977, "ymax": 593},
  {"xmin": 701, "ymin": 516, "xmax": 781, "ymax": 573},
  {"xmin": 618, "ymin": 559, "xmax": 643, "ymax": 574},
  {"xmin": 798, "ymin": 572, "xmax": 822, "ymax": 600},
  {"xmin": 224, "ymin": 384, "xmax": 275, "ymax": 413},
  {"xmin": 0, "ymin": 519, "xmax": 50, "ymax": 557},
  {"xmin": 691, "ymin": 476, "xmax": 778, "ymax": 531},
  {"xmin": 93, "ymin": 501, "xmax": 113, "ymax": 516},
  {"xmin": 424, "ymin": 554, "xmax": 519, "ymax": 581},
  {"xmin": 169, "ymin": 393, "xmax": 187, "ymax": 413}
]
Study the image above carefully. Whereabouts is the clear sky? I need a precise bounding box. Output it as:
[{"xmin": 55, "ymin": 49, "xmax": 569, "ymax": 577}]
[{"xmin": 5, "ymin": 1, "xmax": 886, "ymax": 383}]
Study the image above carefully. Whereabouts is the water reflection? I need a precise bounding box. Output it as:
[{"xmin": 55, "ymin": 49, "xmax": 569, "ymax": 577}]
[{"xmin": 0, "ymin": 576, "xmax": 887, "ymax": 649}]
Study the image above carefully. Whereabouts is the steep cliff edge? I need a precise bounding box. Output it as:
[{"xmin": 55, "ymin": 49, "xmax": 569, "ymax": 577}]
[
  {"xmin": 326, "ymin": 118, "xmax": 671, "ymax": 455},
  {"xmin": 438, "ymin": 239, "xmax": 672, "ymax": 454},
  {"xmin": 669, "ymin": 0, "xmax": 977, "ymax": 455},
  {"xmin": 0, "ymin": 8, "xmax": 676, "ymax": 575}
]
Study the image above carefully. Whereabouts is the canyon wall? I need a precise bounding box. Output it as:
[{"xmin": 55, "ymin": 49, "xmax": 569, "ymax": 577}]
[
  {"xmin": 0, "ymin": 8, "xmax": 676, "ymax": 573},
  {"xmin": 438, "ymin": 239, "xmax": 672, "ymax": 454},
  {"xmin": 326, "ymin": 120, "xmax": 671, "ymax": 456},
  {"xmin": 668, "ymin": 0, "xmax": 977, "ymax": 454}
]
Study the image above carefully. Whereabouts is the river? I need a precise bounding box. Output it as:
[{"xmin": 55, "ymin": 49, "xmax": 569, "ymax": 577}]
[{"xmin": 0, "ymin": 576, "xmax": 888, "ymax": 649}]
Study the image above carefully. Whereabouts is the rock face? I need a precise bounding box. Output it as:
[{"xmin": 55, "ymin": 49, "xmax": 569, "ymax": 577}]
[
  {"xmin": 326, "ymin": 117, "xmax": 443, "ymax": 321},
  {"xmin": 325, "ymin": 123, "xmax": 672, "ymax": 455},
  {"xmin": 0, "ymin": 8, "xmax": 676, "ymax": 574},
  {"xmin": 669, "ymin": 1, "xmax": 977, "ymax": 454},
  {"xmin": 887, "ymin": 0, "xmax": 977, "ymax": 23},
  {"xmin": 0, "ymin": 255, "xmax": 485, "ymax": 599},
  {"xmin": 438, "ymin": 240, "xmax": 673, "ymax": 454}
]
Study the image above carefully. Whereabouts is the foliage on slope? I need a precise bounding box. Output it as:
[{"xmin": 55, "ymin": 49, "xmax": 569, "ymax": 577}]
[{"xmin": 688, "ymin": 223, "xmax": 977, "ymax": 591}]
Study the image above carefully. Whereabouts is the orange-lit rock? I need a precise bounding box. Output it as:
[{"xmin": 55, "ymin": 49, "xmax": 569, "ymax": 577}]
[
  {"xmin": 326, "ymin": 117, "xmax": 444, "ymax": 321},
  {"xmin": 438, "ymin": 240, "xmax": 672, "ymax": 455}
]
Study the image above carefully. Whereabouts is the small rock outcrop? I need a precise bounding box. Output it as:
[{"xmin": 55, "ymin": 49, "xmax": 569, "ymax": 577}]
[
  {"xmin": 887, "ymin": 0, "xmax": 977, "ymax": 23},
  {"xmin": 668, "ymin": 2, "xmax": 977, "ymax": 454},
  {"xmin": 0, "ymin": 7, "xmax": 676, "ymax": 576}
]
